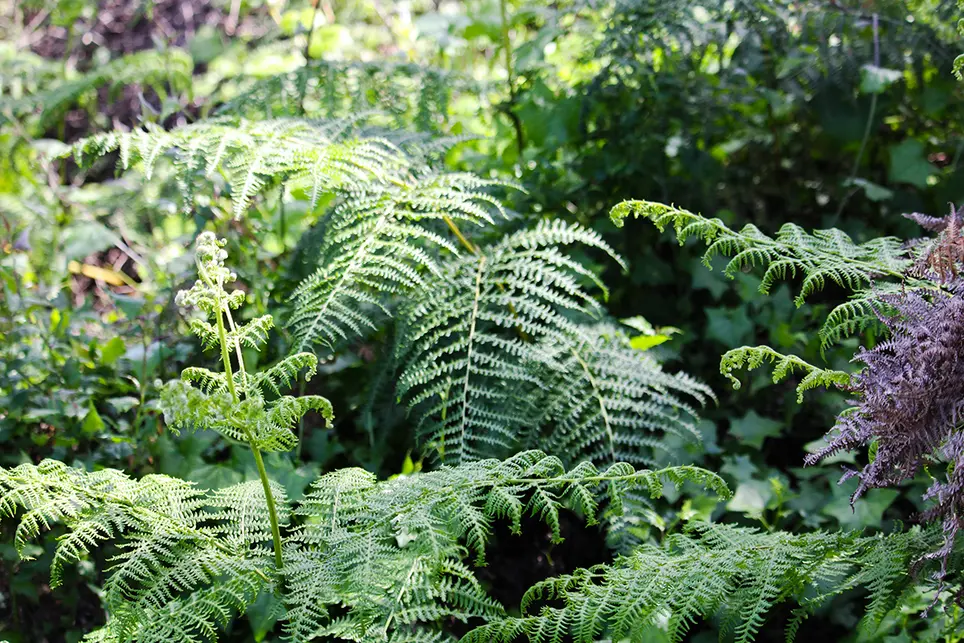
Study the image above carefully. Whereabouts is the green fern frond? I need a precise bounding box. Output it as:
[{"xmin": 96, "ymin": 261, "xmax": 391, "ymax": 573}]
[
  {"xmin": 252, "ymin": 352, "xmax": 318, "ymax": 396},
  {"xmin": 1, "ymin": 446, "xmax": 724, "ymax": 643},
  {"xmin": 395, "ymin": 221, "xmax": 624, "ymax": 464},
  {"xmin": 216, "ymin": 60, "xmax": 478, "ymax": 131},
  {"xmin": 282, "ymin": 450, "xmax": 728, "ymax": 642},
  {"xmin": 0, "ymin": 460, "xmax": 275, "ymax": 642},
  {"xmin": 289, "ymin": 171, "xmax": 514, "ymax": 351},
  {"xmin": 820, "ymin": 290, "xmax": 892, "ymax": 347},
  {"xmin": 463, "ymin": 522, "xmax": 931, "ymax": 643},
  {"xmin": 610, "ymin": 200, "xmax": 912, "ymax": 308},
  {"xmin": 529, "ymin": 323, "xmax": 714, "ymax": 469},
  {"xmin": 819, "ymin": 283, "xmax": 918, "ymax": 347},
  {"xmin": 720, "ymin": 346, "xmax": 851, "ymax": 403},
  {"xmin": 166, "ymin": 233, "xmax": 334, "ymax": 452},
  {"xmin": 2, "ymin": 48, "xmax": 192, "ymax": 129},
  {"xmin": 70, "ymin": 117, "xmax": 407, "ymax": 217}
]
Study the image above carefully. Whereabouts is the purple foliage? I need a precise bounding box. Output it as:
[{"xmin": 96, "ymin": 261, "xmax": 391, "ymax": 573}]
[{"xmin": 806, "ymin": 280, "xmax": 964, "ymax": 581}]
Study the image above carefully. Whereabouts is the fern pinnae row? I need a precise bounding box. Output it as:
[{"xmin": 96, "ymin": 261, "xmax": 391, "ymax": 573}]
[
  {"xmin": 456, "ymin": 255, "xmax": 488, "ymax": 465},
  {"xmin": 611, "ymin": 200, "xmax": 912, "ymax": 311},
  {"xmin": 569, "ymin": 342, "xmax": 618, "ymax": 464}
]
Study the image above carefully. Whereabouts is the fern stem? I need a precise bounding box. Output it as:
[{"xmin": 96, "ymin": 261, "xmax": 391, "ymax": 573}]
[
  {"xmin": 456, "ymin": 256, "xmax": 486, "ymax": 464},
  {"xmin": 570, "ymin": 345, "xmax": 617, "ymax": 463},
  {"xmin": 444, "ymin": 215, "xmax": 532, "ymax": 342},
  {"xmin": 444, "ymin": 216, "xmax": 479, "ymax": 254},
  {"xmin": 216, "ymin": 305, "xmax": 285, "ymax": 571}
]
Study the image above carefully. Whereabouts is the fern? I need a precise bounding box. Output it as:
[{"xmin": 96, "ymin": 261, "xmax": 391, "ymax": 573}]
[
  {"xmin": 69, "ymin": 116, "xmax": 408, "ymax": 217},
  {"xmin": 216, "ymin": 60, "xmax": 477, "ymax": 131},
  {"xmin": 463, "ymin": 522, "xmax": 937, "ymax": 643},
  {"xmin": 610, "ymin": 199, "xmax": 920, "ymax": 347},
  {"xmin": 163, "ymin": 232, "xmax": 332, "ymax": 568},
  {"xmin": 0, "ymin": 235, "xmax": 731, "ymax": 642},
  {"xmin": 3, "ymin": 48, "xmax": 193, "ymax": 129},
  {"xmin": 0, "ymin": 453, "xmax": 727, "ymax": 643},
  {"xmin": 283, "ymin": 450, "xmax": 727, "ymax": 642},
  {"xmin": 0, "ymin": 459, "xmax": 276, "ymax": 642},
  {"xmin": 289, "ymin": 171, "xmax": 514, "ymax": 351},
  {"xmin": 720, "ymin": 346, "xmax": 851, "ymax": 403},
  {"xmin": 528, "ymin": 322, "xmax": 714, "ymax": 468},
  {"xmin": 394, "ymin": 220, "xmax": 625, "ymax": 464}
]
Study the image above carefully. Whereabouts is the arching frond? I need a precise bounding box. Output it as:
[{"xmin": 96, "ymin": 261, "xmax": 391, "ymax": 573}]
[
  {"xmin": 282, "ymin": 450, "xmax": 729, "ymax": 642},
  {"xmin": 216, "ymin": 60, "xmax": 479, "ymax": 132},
  {"xmin": 528, "ymin": 323, "xmax": 713, "ymax": 470},
  {"xmin": 720, "ymin": 346, "xmax": 851, "ymax": 403},
  {"xmin": 463, "ymin": 522, "xmax": 935, "ymax": 643},
  {"xmin": 0, "ymin": 460, "xmax": 277, "ymax": 643},
  {"xmin": 69, "ymin": 117, "xmax": 407, "ymax": 217},
  {"xmin": 611, "ymin": 200, "xmax": 913, "ymax": 307},
  {"xmin": 2, "ymin": 48, "xmax": 193, "ymax": 129},
  {"xmin": 289, "ymin": 171, "xmax": 514, "ymax": 351},
  {"xmin": 395, "ymin": 221, "xmax": 624, "ymax": 465}
]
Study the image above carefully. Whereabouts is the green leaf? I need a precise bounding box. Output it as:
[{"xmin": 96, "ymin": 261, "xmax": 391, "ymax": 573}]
[
  {"xmin": 82, "ymin": 404, "xmax": 105, "ymax": 435},
  {"xmin": 844, "ymin": 177, "xmax": 893, "ymax": 202},
  {"xmin": 822, "ymin": 479, "xmax": 898, "ymax": 530},
  {"xmin": 729, "ymin": 410, "xmax": 783, "ymax": 448},
  {"xmin": 859, "ymin": 65, "xmax": 903, "ymax": 94},
  {"xmin": 62, "ymin": 222, "xmax": 121, "ymax": 262},
  {"xmin": 629, "ymin": 334, "xmax": 672, "ymax": 350},
  {"xmin": 726, "ymin": 479, "xmax": 773, "ymax": 517},
  {"xmin": 705, "ymin": 307, "xmax": 753, "ymax": 347},
  {"xmin": 246, "ymin": 590, "xmax": 283, "ymax": 642},
  {"xmin": 888, "ymin": 139, "xmax": 935, "ymax": 188},
  {"xmin": 99, "ymin": 337, "xmax": 126, "ymax": 366},
  {"xmin": 106, "ymin": 396, "xmax": 140, "ymax": 414}
]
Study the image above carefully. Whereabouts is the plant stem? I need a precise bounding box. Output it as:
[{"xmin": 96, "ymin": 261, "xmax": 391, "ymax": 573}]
[
  {"xmin": 498, "ymin": 0, "xmax": 524, "ymax": 153},
  {"xmin": 215, "ymin": 304, "xmax": 284, "ymax": 570},
  {"xmin": 299, "ymin": 0, "xmax": 323, "ymax": 115},
  {"xmin": 499, "ymin": 0, "xmax": 514, "ymax": 99}
]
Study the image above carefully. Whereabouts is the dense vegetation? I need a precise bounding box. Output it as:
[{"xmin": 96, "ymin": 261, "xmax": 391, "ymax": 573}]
[{"xmin": 2, "ymin": 1, "xmax": 964, "ymax": 641}]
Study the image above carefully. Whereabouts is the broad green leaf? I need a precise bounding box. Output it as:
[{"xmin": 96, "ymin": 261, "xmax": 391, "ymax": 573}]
[
  {"xmin": 729, "ymin": 410, "xmax": 783, "ymax": 448},
  {"xmin": 705, "ymin": 307, "xmax": 753, "ymax": 347},
  {"xmin": 82, "ymin": 404, "xmax": 105, "ymax": 435},
  {"xmin": 859, "ymin": 65, "xmax": 902, "ymax": 94},
  {"xmin": 844, "ymin": 177, "xmax": 893, "ymax": 202},
  {"xmin": 99, "ymin": 337, "xmax": 126, "ymax": 366},
  {"xmin": 726, "ymin": 479, "xmax": 772, "ymax": 517},
  {"xmin": 888, "ymin": 139, "xmax": 935, "ymax": 188},
  {"xmin": 823, "ymin": 480, "xmax": 898, "ymax": 530}
]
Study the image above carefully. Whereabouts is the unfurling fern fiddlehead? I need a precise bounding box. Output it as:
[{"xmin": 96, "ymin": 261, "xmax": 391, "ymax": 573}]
[{"xmin": 162, "ymin": 232, "xmax": 333, "ymax": 568}]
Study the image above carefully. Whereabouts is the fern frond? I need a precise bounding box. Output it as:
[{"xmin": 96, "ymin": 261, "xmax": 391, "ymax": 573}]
[
  {"xmin": 216, "ymin": 60, "xmax": 478, "ymax": 132},
  {"xmin": 166, "ymin": 233, "xmax": 333, "ymax": 452},
  {"xmin": 720, "ymin": 346, "xmax": 851, "ymax": 403},
  {"xmin": 395, "ymin": 221, "xmax": 623, "ymax": 464},
  {"xmin": 0, "ymin": 461, "xmax": 276, "ymax": 642},
  {"xmin": 251, "ymin": 352, "xmax": 319, "ymax": 396},
  {"xmin": 816, "ymin": 281, "xmax": 947, "ymax": 348},
  {"xmin": 283, "ymin": 450, "xmax": 728, "ymax": 642},
  {"xmin": 69, "ymin": 117, "xmax": 407, "ymax": 217},
  {"xmin": 611, "ymin": 200, "xmax": 912, "ymax": 307},
  {"xmin": 3, "ymin": 48, "xmax": 192, "ymax": 129},
  {"xmin": 160, "ymin": 377, "xmax": 330, "ymax": 452},
  {"xmin": 530, "ymin": 323, "xmax": 713, "ymax": 469},
  {"xmin": 463, "ymin": 522, "xmax": 930, "ymax": 643},
  {"xmin": 289, "ymin": 171, "xmax": 514, "ymax": 351}
]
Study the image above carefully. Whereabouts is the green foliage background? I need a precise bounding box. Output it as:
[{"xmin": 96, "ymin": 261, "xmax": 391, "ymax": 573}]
[{"xmin": 1, "ymin": 0, "xmax": 963, "ymax": 641}]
